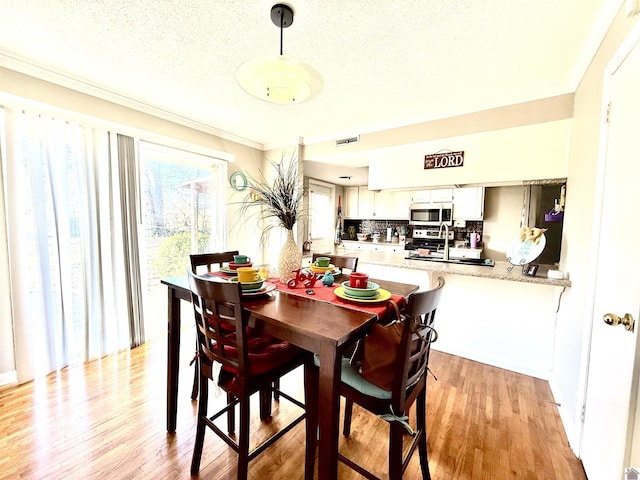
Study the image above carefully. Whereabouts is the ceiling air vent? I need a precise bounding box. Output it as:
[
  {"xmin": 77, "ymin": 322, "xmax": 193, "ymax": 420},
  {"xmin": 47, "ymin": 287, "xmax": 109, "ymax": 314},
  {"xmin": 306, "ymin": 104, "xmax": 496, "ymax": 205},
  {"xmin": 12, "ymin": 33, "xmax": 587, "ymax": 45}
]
[{"xmin": 335, "ymin": 135, "xmax": 359, "ymax": 147}]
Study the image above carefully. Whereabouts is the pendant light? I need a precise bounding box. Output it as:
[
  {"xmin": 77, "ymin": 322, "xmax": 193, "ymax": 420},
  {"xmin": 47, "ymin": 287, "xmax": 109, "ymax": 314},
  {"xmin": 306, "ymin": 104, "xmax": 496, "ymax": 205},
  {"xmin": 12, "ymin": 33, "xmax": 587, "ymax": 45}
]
[{"xmin": 236, "ymin": 3, "xmax": 315, "ymax": 104}]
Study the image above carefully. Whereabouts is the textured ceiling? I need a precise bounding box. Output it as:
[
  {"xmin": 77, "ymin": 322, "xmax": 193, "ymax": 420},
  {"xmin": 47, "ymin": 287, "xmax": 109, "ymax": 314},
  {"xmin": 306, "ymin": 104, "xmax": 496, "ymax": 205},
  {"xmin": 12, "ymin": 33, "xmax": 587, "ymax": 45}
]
[{"xmin": 0, "ymin": 0, "xmax": 616, "ymax": 156}]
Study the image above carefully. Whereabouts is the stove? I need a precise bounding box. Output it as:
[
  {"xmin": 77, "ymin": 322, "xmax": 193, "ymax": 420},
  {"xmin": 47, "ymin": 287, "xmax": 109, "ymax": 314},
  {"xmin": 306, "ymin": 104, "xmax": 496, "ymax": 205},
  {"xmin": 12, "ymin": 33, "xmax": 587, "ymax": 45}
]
[{"xmin": 404, "ymin": 228, "xmax": 453, "ymax": 252}]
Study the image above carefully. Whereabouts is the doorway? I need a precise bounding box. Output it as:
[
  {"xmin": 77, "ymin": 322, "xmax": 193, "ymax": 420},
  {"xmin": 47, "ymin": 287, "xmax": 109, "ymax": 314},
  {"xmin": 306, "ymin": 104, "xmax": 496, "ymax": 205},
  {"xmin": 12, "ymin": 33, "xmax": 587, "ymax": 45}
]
[{"xmin": 580, "ymin": 23, "xmax": 640, "ymax": 480}]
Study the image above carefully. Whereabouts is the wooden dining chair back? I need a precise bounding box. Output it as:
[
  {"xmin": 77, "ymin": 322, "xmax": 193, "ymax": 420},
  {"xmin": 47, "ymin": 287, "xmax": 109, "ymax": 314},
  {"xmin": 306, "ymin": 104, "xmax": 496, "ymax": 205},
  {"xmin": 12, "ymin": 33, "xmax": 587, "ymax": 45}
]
[
  {"xmin": 190, "ymin": 250, "xmax": 239, "ymax": 274},
  {"xmin": 188, "ymin": 271, "xmax": 316, "ymax": 480},
  {"xmin": 312, "ymin": 253, "xmax": 359, "ymax": 273},
  {"xmin": 188, "ymin": 250, "xmax": 239, "ymax": 399},
  {"xmin": 339, "ymin": 277, "xmax": 445, "ymax": 480}
]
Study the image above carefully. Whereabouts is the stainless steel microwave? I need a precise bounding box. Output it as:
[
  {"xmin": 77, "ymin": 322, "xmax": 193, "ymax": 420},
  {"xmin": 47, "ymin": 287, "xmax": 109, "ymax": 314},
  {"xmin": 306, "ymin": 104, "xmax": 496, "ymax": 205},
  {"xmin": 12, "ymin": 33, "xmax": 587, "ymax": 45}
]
[{"xmin": 409, "ymin": 202, "xmax": 453, "ymax": 226}]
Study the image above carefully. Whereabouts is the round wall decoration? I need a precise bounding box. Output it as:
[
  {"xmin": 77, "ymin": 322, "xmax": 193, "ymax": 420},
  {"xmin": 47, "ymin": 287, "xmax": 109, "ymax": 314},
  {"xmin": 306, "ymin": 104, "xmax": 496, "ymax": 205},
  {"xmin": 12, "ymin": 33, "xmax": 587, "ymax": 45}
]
[{"xmin": 229, "ymin": 171, "xmax": 248, "ymax": 191}]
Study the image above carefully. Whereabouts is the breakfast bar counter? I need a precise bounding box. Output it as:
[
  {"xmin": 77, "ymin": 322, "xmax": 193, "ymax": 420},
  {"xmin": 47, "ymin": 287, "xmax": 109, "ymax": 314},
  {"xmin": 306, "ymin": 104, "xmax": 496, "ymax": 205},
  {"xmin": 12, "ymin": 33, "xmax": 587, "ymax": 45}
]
[
  {"xmin": 335, "ymin": 246, "xmax": 570, "ymax": 380},
  {"xmin": 335, "ymin": 248, "xmax": 571, "ymax": 287}
]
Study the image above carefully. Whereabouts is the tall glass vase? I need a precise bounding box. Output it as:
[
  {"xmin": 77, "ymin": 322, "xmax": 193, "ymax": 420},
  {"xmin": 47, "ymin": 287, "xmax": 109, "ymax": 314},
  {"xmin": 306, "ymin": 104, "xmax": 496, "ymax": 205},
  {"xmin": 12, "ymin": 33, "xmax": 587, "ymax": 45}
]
[{"xmin": 278, "ymin": 229, "xmax": 302, "ymax": 283}]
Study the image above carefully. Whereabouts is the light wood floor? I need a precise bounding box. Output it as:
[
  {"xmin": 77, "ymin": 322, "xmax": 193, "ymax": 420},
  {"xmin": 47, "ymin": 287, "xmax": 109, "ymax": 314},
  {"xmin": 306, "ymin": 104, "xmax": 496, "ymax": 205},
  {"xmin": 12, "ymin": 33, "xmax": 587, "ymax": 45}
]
[{"xmin": 0, "ymin": 326, "xmax": 586, "ymax": 479}]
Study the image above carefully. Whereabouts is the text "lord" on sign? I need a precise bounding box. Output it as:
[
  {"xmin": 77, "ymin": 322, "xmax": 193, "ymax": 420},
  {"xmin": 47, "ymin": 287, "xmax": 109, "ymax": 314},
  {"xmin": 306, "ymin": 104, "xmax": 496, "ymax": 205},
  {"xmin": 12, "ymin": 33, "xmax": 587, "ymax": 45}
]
[{"xmin": 424, "ymin": 151, "xmax": 465, "ymax": 170}]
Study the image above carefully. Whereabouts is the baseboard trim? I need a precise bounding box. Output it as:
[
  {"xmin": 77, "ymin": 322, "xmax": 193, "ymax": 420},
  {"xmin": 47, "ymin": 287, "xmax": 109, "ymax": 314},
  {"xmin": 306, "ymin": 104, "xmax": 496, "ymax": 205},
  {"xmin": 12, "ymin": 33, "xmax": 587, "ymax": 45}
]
[
  {"xmin": 549, "ymin": 376, "xmax": 582, "ymax": 456},
  {"xmin": 0, "ymin": 370, "xmax": 17, "ymax": 388},
  {"xmin": 432, "ymin": 344, "xmax": 550, "ymax": 380}
]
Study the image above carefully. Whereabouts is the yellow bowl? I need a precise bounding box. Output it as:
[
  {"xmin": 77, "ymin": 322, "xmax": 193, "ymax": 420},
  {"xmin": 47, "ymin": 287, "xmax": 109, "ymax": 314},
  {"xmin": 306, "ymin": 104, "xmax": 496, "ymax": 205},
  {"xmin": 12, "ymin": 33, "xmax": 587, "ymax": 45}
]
[{"xmin": 310, "ymin": 263, "xmax": 335, "ymax": 273}]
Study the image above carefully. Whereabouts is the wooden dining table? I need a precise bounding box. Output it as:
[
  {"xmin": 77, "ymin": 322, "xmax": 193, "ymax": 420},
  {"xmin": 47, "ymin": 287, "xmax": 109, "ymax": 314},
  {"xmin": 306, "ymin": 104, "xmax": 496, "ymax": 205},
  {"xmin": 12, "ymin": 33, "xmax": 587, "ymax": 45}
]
[{"xmin": 161, "ymin": 273, "xmax": 419, "ymax": 480}]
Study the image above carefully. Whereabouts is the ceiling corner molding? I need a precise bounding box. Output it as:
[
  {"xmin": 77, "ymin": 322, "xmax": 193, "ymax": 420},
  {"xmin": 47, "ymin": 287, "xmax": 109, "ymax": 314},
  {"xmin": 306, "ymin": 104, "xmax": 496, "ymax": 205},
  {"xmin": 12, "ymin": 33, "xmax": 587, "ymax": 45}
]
[
  {"xmin": 569, "ymin": 1, "xmax": 622, "ymax": 90},
  {"xmin": 627, "ymin": 0, "xmax": 640, "ymax": 16},
  {"xmin": 0, "ymin": 51, "xmax": 264, "ymax": 151}
]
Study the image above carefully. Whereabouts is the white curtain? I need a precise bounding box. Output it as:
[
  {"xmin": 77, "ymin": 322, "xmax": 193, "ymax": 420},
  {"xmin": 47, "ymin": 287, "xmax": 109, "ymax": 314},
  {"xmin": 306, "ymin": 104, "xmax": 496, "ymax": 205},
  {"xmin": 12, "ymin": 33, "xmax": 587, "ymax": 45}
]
[{"xmin": 3, "ymin": 107, "xmax": 132, "ymax": 383}]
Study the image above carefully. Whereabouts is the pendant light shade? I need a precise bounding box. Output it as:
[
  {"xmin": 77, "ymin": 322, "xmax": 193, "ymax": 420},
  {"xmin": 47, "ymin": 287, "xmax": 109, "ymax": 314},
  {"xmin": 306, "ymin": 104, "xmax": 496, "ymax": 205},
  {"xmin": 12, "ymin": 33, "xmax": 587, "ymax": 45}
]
[
  {"xmin": 237, "ymin": 54, "xmax": 311, "ymax": 104},
  {"xmin": 236, "ymin": 4, "xmax": 317, "ymax": 105}
]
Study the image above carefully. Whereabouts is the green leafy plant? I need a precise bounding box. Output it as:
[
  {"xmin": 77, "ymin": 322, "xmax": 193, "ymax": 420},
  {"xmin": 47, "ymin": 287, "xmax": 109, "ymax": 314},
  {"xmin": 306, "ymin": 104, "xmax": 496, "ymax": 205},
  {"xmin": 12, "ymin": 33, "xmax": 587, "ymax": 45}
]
[{"xmin": 152, "ymin": 232, "xmax": 210, "ymax": 277}]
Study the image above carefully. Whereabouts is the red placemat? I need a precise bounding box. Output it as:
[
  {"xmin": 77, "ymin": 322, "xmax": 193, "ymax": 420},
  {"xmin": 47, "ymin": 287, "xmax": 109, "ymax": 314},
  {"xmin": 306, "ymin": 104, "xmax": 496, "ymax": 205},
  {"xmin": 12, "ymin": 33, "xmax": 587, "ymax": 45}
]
[{"xmin": 272, "ymin": 279, "xmax": 404, "ymax": 323}]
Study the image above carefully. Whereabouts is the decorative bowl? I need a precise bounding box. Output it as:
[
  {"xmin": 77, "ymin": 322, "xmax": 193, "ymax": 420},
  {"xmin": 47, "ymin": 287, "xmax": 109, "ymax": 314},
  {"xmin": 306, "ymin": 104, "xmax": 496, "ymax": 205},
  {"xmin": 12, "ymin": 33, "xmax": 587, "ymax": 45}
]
[
  {"xmin": 309, "ymin": 263, "xmax": 335, "ymax": 274},
  {"xmin": 340, "ymin": 281, "xmax": 380, "ymax": 298},
  {"xmin": 356, "ymin": 233, "xmax": 369, "ymax": 241}
]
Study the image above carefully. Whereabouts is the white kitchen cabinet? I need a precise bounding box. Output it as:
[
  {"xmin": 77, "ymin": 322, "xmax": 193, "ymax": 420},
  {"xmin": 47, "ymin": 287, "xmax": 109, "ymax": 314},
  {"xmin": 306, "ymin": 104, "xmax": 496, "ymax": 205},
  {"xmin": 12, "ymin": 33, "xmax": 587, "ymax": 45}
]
[
  {"xmin": 372, "ymin": 190, "xmax": 393, "ymax": 218},
  {"xmin": 344, "ymin": 186, "xmax": 359, "ymax": 218},
  {"xmin": 390, "ymin": 191, "xmax": 412, "ymax": 219},
  {"xmin": 411, "ymin": 188, "xmax": 453, "ymax": 203},
  {"xmin": 341, "ymin": 240, "xmax": 406, "ymax": 254},
  {"xmin": 344, "ymin": 187, "xmax": 412, "ymax": 219},
  {"xmin": 453, "ymin": 187, "xmax": 485, "ymax": 220},
  {"xmin": 449, "ymin": 247, "xmax": 482, "ymax": 259},
  {"xmin": 346, "ymin": 241, "xmax": 376, "ymax": 251},
  {"xmin": 358, "ymin": 188, "xmax": 375, "ymax": 218}
]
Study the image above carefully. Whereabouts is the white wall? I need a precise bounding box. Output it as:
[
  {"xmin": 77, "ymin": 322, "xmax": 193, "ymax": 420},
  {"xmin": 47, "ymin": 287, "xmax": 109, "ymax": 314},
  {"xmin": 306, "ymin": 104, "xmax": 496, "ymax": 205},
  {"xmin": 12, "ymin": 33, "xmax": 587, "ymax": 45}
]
[{"xmin": 368, "ymin": 119, "xmax": 571, "ymax": 190}]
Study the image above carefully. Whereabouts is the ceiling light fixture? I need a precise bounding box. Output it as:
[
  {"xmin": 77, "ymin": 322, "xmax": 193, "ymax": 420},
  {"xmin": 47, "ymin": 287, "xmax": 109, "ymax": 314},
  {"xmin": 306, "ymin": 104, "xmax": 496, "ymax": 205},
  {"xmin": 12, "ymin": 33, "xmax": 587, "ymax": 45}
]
[{"xmin": 236, "ymin": 3, "xmax": 318, "ymax": 104}]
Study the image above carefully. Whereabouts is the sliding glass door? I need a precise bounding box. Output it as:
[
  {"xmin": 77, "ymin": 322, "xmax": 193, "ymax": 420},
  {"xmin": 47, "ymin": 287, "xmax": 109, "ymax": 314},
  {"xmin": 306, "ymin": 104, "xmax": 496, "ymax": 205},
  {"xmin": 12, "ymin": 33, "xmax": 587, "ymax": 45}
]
[{"xmin": 138, "ymin": 142, "xmax": 226, "ymax": 338}]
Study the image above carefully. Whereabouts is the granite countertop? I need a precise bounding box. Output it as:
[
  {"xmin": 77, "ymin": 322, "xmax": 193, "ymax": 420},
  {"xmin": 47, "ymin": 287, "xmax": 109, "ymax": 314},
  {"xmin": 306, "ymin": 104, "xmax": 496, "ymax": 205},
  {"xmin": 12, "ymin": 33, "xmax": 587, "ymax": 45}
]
[{"xmin": 336, "ymin": 249, "xmax": 571, "ymax": 287}]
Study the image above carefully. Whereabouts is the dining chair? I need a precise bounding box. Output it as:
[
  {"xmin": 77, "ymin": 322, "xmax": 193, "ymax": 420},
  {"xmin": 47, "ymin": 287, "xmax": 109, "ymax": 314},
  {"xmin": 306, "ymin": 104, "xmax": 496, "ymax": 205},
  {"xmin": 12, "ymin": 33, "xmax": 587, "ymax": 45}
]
[
  {"xmin": 311, "ymin": 253, "xmax": 358, "ymax": 273},
  {"xmin": 324, "ymin": 277, "xmax": 445, "ymax": 480},
  {"xmin": 190, "ymin": 250, "xmax": 239, "ymax": 275},
  {"xmin": 188, "ymin": 271, "xmax": 317, "ymax": 480},
  {"xmin": 189, "ymin": 251, "xmax": 239, "ymax": 399}
]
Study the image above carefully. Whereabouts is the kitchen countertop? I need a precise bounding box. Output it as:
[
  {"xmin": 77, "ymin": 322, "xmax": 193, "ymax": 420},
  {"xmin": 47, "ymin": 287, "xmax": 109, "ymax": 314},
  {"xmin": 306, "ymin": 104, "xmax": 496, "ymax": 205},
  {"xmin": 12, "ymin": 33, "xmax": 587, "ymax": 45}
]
[{"xmin": 336, "ymin": 248, "xmax": 571, "ymax": 287}]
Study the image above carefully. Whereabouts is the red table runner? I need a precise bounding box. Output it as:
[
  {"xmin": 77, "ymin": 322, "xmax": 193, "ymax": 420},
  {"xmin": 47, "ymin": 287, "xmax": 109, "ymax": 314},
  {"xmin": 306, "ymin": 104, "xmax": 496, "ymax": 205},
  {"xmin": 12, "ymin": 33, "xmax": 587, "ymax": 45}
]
[
  {"xmin": 271, "ymin": 279, "xmax": 404, "ymax": 323},
  {"xmin": 205, "ymin": 271, "xmax": 405, "ymax": 322}
]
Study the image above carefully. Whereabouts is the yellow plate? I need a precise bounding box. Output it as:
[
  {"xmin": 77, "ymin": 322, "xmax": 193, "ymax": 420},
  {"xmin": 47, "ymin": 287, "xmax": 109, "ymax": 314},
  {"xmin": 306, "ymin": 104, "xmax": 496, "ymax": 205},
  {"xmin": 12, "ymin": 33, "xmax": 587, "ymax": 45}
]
[{"xmin": 334, "ymin": 287, "xmax": 392, "ymax": 303}]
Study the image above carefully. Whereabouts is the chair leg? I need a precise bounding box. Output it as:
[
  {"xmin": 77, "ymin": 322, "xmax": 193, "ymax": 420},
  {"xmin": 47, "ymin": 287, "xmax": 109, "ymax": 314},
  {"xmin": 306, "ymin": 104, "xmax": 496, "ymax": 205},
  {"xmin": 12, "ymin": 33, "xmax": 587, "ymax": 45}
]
[
  {"xmin": 389, "ymin": 419, "xmax": 405, "ymax": 480},
  {"xmin": 190, "ymin": 353, "xmax": 199, "ymax": 400},
  {"xmin": 237, "ymin": 396, "xmax": 250, "ymax": 480},
  {"xmin": 259, "ymin": 387, "xmax": 272, "ymax": 420},
  {"xmin": 227, "ymin": 392, "xmax": 236, "ymax": 435},
  {"xmin": 417, "ymin": 388, "xmax": 431, "ymax": 480},
  {"xmin": 342, "ymin": 398, "xmax": 353, "ymax": 437},
  {"xmin": 273, "ymin": 378, "xmax": 280, "ymax": 400},
  {"xmin": 304, "ymin": 360, "xmax": 319, "ymax": 479},
  {"xmin": 190, "ymin": 373, "xmax": 209, "ymax": 474}
]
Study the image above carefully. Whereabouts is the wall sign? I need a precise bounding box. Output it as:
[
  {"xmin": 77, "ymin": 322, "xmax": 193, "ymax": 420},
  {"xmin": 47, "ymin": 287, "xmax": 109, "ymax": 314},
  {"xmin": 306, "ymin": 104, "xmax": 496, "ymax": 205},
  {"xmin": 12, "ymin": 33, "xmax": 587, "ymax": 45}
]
[{"xmin": 424, "ymin": 150, "xmax": 465, "ymax": 170}]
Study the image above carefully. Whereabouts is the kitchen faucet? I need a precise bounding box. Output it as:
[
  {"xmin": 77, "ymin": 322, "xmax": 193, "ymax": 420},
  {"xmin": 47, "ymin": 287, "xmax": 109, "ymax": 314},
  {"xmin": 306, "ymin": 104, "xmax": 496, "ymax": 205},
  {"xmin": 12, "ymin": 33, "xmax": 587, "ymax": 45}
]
[{"xmin": 439, "ymin": 222, "xmax": 450, "ymax": 261}]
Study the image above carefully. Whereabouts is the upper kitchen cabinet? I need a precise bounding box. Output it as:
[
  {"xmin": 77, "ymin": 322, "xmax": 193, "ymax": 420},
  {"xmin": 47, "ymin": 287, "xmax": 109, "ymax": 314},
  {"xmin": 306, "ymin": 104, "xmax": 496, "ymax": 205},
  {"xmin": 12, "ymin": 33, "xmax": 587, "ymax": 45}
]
[
  {"xmin": 343, "ymin": 187, "xmax": 411, "ymax": 219},
  {"xmin": 411, "ymin": 189, "xmax": 453, "ymax": 203},
  {"xmin": 344, "ymin": 186, "xmax": 359, "ymax": 218},
  {"xmin": 453, "ymin": 187, "xmax": 485, "ymax": 220},
  {"xmin": 391, "ymin": 191, "xmax": 412, "ymax": 218},
  {"xmin": 358, "ymin": 188, "xmax": 376, "ymax": 218}
]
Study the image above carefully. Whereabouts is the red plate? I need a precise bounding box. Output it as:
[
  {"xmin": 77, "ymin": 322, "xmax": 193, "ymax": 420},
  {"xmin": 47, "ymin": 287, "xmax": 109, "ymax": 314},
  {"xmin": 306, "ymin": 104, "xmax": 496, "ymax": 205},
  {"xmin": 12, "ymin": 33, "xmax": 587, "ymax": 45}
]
[{"xmin": 228, "ymin": 261, "xmax": 253, "ymax": 270}]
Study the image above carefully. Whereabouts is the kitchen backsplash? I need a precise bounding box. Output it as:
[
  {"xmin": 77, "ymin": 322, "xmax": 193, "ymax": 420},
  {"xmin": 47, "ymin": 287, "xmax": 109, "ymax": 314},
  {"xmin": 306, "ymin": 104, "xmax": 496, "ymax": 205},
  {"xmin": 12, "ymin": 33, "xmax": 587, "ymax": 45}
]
[{"xmin": 342, "ymin": 218, "xmax": 483, "ymax": 244}]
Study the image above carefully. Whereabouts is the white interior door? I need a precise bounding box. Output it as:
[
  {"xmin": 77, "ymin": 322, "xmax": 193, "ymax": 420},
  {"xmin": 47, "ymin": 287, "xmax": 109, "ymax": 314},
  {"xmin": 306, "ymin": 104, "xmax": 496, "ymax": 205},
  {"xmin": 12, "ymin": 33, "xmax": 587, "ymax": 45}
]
[{"xmin": 580, "ymin": 31, "xmax": 640, "ymax": 480}]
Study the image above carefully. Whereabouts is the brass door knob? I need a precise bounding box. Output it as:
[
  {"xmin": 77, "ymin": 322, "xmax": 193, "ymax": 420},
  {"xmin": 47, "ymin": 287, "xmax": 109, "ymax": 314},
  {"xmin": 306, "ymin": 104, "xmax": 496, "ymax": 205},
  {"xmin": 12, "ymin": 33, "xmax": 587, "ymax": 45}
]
[{"xmin": 603, "ymin": 313, "xmax": 635, "ymax": 332}]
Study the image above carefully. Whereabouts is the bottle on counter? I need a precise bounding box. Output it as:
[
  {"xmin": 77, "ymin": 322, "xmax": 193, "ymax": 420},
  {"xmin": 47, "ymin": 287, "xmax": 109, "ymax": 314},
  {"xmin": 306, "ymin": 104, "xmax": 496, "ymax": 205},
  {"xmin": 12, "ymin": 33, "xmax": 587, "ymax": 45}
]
[{"xmin": 470, "ymin": 232, "xmax": 479, "ymax": 249}]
